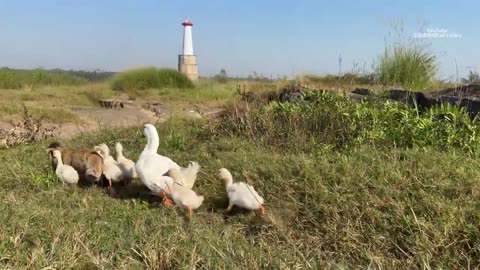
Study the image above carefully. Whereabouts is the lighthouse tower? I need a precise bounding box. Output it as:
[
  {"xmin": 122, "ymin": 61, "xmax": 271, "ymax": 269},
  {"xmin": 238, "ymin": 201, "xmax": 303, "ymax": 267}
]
[{"xmin": 178, "ymin": 18, "xmax": 198, "ymax": 81}]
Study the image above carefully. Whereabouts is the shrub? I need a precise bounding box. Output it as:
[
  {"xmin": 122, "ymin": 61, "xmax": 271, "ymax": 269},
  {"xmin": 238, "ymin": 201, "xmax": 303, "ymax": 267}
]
[
  {"xmin": 157, "ymin": 68, "xmax": 194, "ymax": 89},
  {"xmin": 0, "ymin": 68, "xmax": 21, "ymax": 89},
  {"xmin": 376, "ymin": 44, "xmax": 437, "ymax": 90},
  {"xmin": 111, "ymin": 67, "xmax": 194, "ymax": 91},
  {"xmin": 214, "ymin": 68, "xmax": 229, "ymax": 83},
  {"xmin": 217, "ymin": 90, "xmax": 480, "ymax": 155}
]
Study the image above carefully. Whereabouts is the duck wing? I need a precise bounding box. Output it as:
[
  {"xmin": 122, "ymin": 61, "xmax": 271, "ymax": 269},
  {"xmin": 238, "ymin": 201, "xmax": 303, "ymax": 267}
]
[{"xmin": 179, "ymin": 161, "xmax": 200, "ymax": 188}]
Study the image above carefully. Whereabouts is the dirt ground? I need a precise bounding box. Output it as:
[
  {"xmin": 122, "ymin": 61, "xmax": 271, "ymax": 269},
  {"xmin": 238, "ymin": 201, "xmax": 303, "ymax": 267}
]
[{"xmin": 0, "ymin": 100, "xmax": 223, "ymax": 141}]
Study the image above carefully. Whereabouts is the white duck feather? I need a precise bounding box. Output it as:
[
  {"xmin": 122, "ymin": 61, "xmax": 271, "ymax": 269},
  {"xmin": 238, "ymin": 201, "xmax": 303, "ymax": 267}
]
[
  {"xmin": 52, "ymin": 150, "xmax": 79, "ymax": 185},
  {"xmin": 218, "ymin": 168, "xmax": 265, "ymax": 214}
]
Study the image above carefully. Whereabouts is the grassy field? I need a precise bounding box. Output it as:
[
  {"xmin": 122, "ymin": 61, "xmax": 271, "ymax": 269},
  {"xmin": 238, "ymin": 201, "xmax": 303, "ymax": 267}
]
[
  {"xmin": 0, "ymin": 55, "xmax": 454, "ymax": 128},
  {"xmin": 1, "ymin": 54, "xmax": 479, "ymax": 268},
  {"xmin": 0, "ymin": 83, "xmax": 115, "ymax": 124},
  {"xmin": 131, "ymin": 79, "xmax": 240, "ymax": 107},
  {"xmin": 0, "ymin": 76, "xmax": 241, "ymax": 126},
  {"xmin": 1, "ymin": 109, "xmax": 480, "ymax": 268},
  {"xmin": 0, "ymin": 68, "xmax": 87, "ymax": 89}
]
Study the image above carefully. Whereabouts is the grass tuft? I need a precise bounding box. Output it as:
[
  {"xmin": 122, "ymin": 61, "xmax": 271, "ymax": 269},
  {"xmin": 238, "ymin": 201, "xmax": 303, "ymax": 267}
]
[
  {"xmin": 376, "ymin": 43, "xmax": 437, "ymax": 90},
  {"xmin": 111, "ymin": 67, "xmax": 194, "ymax": 91}
]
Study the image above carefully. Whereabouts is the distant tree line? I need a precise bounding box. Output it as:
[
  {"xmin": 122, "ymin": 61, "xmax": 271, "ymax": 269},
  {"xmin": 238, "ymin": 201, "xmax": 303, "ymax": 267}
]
[
  {"xmin": 210, "ymin": 68, "xmax": 275, "ymax": 83},
  {"xmin": 0, "ymin": 67, "xmax": 116, "ymax": 82}
]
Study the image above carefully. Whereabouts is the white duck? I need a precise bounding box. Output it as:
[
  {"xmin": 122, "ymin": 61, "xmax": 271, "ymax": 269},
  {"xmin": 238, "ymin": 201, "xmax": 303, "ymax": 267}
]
[
  {"xmin": 52, "ymin": 150, "xmax": 79, "ymax": 186},
  {"xmin": 94, "ymin": 143, "xmax": 123, "ymax": 187},
  {"xmin": 217, "ymin": 168, "xmax": 265, "ymax": 215},
  {"xmin": 165, "ymin": 168, "xmax": 204, "ymax": 221},
  {"xmin": 115, "ymin": 142, "xmax": 137, "ymax": 181},
  {"xmin": 135, "ymin": 124, "xmax": 200, "ymax": 191}
]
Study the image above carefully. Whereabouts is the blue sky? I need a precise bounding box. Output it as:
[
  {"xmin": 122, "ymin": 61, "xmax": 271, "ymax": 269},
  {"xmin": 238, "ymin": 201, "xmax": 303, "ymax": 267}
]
[{"xmin": 0, "ymin": 0, "xmax": 478, "ymax": 79}]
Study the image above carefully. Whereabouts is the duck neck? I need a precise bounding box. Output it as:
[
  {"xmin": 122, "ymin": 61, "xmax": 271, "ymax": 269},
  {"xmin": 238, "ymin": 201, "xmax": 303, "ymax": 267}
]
[
  {"xmin": 224, "ymin": 176, "xmax": 233, "ymax": 188},
  {"xmin": 103, "ymin": 148, "xmax": 110, "ymax": 158},
  {"xmin": 143, "ymin": 131, "xmax": 159, "ymax": 155},
  {"xmin": 56, "ymin": 155, "xmax": 64, "ymax": 168},
  {"xmin": 116, "ymin": 148, "xmax": 123, "ymax": 160}
]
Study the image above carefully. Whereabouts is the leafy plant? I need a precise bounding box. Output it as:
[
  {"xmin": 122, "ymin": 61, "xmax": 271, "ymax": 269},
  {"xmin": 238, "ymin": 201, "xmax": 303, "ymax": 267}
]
[
  {"xmin": 30, "ymin": 171, "xmax": 58, "ymax": 188},
  {"xmin": 218, "ymin": 89, "xmax": 480, "ymax": 156}
]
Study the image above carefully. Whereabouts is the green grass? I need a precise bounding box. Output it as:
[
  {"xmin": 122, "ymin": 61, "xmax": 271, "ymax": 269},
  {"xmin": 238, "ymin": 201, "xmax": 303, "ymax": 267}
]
[
  {"xmin": 111, "ymin": 67, "xmax": 194, "ymax": 91},
  {"xmin": 222, "ymin": 90, "xmax": 480, "ymax": 156},
  {"xmin": 0, "ymin": 68, "xmax": 87, "ymax": 89},
  {"xmin": 1, "ymin": 116, "xmax": 480, "ymax": 268},
  {"xmin": 376, "ymin": 43, "xmax": 437, "ymax": 91},
  {"xmin": 153, "ymin": 79, "xmax": 237, "ymax": 106},
  {"xmin": 110, "ymin": 68, "xmax": 236, "ymax": 107}
]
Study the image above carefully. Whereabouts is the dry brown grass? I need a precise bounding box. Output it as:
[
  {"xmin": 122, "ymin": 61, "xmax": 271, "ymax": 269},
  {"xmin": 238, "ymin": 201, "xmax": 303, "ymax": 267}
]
[{"xmin": 0, "ymin": 83, "xmax": 115, "ymax": 124}]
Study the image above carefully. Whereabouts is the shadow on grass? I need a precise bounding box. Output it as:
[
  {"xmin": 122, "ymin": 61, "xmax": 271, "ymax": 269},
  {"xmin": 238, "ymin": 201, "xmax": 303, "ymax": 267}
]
[
  {"xmin": 92, "ymin": 178, "xmax": 265, "ymax": 224},
  {"xmin": 109, "ymin": 181, "xmax": 162, "ymax": 205}
]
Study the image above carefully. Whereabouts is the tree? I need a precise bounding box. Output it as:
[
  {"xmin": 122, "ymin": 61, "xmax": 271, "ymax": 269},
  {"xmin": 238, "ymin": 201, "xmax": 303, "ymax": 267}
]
[
  {"xmin": 215, "ymin": 68, "xmax": 228, "ymax": 83},
  {"xmin": 462, "ymin": 70, "xmax": 480, "ymax": 84},
  {"xmin": 219, "ymin": 68, "xmax": 227, "ymax": 77}
]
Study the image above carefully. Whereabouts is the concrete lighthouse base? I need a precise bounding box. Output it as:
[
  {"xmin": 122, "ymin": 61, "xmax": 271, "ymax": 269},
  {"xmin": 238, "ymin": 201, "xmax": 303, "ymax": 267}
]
[{"xmin": 178, "ymin": 55, "xmax": 198, "ymax": 81}]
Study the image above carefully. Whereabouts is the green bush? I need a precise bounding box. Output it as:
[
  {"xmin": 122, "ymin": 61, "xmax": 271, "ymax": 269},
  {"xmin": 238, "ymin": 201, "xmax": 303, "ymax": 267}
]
[
  {"xmin": 111, "ymin": 67, "xmax": 194, "ymax": 91},
  {"xmin": 219, "ymin": 90, "xmax": 480, "ymax": 155},
  {"xmin": 376, "ymin": 44, "xmax": 437, "ymax": 90}
]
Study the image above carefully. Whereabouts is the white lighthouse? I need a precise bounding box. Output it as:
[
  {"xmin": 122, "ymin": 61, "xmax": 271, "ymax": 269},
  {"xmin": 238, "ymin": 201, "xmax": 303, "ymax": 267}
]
[{"xmin": 178, "ymin": 18, "xmax": 198, "ymax": 81}]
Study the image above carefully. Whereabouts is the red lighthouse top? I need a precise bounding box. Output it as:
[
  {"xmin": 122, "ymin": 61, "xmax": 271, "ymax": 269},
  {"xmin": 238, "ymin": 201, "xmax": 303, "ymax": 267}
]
[{"xmin": 182, "ymin": 18, "xmax": 193, "ymax": 27}]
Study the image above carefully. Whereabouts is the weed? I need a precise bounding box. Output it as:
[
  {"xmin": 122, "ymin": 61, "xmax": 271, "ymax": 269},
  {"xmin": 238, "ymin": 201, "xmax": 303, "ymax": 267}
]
[
  {"xmin": 30, "ymin": 171, "xmax": 58, "ymax": 188},
  {"xmin": 0, "ymin": 104, "xmax": 59, "ymax": 147}
]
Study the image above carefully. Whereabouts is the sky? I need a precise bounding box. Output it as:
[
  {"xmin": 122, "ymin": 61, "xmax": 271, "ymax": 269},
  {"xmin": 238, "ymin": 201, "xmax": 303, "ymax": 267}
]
[{"xmin": 0, "ymin": 0, "xmax": 478, "ymax": 79}]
